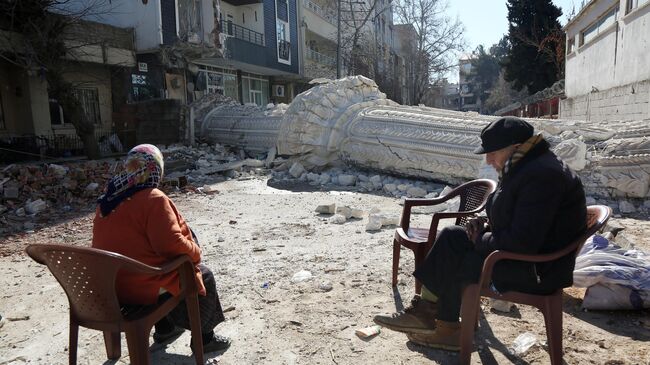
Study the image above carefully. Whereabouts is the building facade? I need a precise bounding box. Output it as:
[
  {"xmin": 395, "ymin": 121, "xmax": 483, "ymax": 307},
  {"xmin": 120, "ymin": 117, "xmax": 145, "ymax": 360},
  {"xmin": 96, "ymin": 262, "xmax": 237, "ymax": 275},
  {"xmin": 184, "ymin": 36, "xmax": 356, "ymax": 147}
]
[
  {"xmin": 0, "ymin": 20, "xmax": 135, "ymax": 141},
  {"xmin": 561, "ymin": 0, "xmax": 650, "ymax": 121}
]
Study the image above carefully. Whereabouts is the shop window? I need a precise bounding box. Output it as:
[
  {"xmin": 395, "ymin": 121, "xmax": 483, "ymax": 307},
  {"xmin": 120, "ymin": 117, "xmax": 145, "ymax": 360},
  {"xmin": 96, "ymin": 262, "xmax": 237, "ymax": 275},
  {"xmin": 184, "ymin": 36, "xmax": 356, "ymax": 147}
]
[{"xmin": 242, "ymin": 76, "xmax": 269, "ymax": 106}]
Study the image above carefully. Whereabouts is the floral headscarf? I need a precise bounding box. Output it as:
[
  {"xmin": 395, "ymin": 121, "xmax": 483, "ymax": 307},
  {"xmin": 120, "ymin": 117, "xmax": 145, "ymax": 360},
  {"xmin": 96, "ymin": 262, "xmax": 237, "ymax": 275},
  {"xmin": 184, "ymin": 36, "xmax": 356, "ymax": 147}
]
[{"xmin": 97, "ymin": 144, "xmax": 164, "ymax": 217}]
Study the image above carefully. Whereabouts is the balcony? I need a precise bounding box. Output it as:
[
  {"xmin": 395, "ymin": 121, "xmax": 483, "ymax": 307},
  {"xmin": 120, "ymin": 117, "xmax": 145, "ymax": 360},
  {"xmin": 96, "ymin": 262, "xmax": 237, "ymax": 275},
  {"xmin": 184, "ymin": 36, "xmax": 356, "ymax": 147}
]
[
  {"xmin": 303, "ymin": 0, "xmax": 337, "ymax": 26},
  {"xmin": 306, "ymin": 49, "xmax": 335, "ymax": 66},
  {"xmin": 220, "ymin": 20, "xmax": 265, "ymax": 46}
]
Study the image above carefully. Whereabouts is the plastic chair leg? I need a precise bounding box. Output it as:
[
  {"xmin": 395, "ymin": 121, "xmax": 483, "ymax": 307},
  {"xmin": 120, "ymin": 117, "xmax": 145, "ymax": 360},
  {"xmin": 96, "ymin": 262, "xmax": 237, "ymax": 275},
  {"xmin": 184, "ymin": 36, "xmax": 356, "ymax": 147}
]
[
  {"xmin": 392, "ymin": 239, "xmax": 400, "ymax": 287},
  {"xmin": 186, "ymin": 293, "xmax": 204, "ymax": 365},
  {"xmin": 125, "ymin": 326, "xmax": 151, "ymax": 365},
  {"xmin": 103, "ymin": 331, "xmax": 121, "ymax": 360},
  {"xmin": 543, "ymin": 294, "xmax": 564, "ymax": 365},
  {"xmin": 69, "ymin": 318, "xmax": 78, "ymax": 365},
  {"xmin": 459, "ymin": 285, "xmax": 480, "ymax": 365}
]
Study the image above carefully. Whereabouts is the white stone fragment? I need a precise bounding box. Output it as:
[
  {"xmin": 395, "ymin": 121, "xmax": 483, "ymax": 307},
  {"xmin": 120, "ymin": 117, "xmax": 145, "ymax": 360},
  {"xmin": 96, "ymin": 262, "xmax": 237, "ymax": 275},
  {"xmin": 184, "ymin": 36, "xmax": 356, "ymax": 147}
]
[
  {"xmin": 336, "ymin": 206, "xmax": 353, "ymax": 219},
  {"xmin": 307, "ymin": 172, "xmax": 320, "ymax": 182},
  {"xmin": 370, "ymin": 175, "xmax": 382, "ymax": 186},
  {"xmin": 397, "ymin": 184, "xmax": 410, "ymax": 192},
  {"xmin": 315, "ymin": 204, "xmax": 336, "ymax": 214},
  {"xmin": 553, "ymin": 139, "xmax": 587, "ymax": 171},
  {"xmin": 319, "ymin": 173, "xmax": 331, "ymax": 184},
  {"xmin": 585, "ymin": 196, "xmax": 597, "ymax": 205},
  {"xmin": 48, "ymin": 164, "xmax": 68, "ymax": 177},
  {"xmin": 406, "ymin": 187, "xmax": 427, "ymax": 198},
  {"xmin": 350, "ymin": 209, "xmax": 365, "ymax": 219},
  {"xmin": 619, "ymin": 200, "xmax": 636, "ymax": 214},
  {"xmin": 338, "ymin": 174, "xmax": 357, "ymax": 186},
  {"xmin": 25, "ymin": 199, "xmax": 47, "ymax": 214},
  {"xmin": 383, "ymin": 184, "xmax": 397, "ymax": 193},
  {"xmin": 265, "ymin": 147, "xmax": 277, "ymax": 167},
  {"xmin": 291, "ymin": 270, "xmax": 313, "ymax": 283},
  {"xmin": 329, "ymin": 214, "xmax": 347, "ymax": 224},
  {"xmin": 365, "ymin": 213, "xmax": 400, "ymax": 231},
  {"xmin": 289, "ymin": 162, "xmax": 306, "ymax": 178},
  {"xmin": 85, "ymin": 182, "xmax": 100, "ymax": 192}
]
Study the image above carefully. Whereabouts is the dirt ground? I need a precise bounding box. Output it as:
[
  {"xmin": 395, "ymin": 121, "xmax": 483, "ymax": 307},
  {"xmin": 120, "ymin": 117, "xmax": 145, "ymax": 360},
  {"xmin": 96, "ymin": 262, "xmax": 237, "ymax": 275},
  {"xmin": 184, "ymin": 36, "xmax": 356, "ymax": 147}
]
[{"xmin": 1, "ymin": 176, "xmax": 649, "ymax": 365}]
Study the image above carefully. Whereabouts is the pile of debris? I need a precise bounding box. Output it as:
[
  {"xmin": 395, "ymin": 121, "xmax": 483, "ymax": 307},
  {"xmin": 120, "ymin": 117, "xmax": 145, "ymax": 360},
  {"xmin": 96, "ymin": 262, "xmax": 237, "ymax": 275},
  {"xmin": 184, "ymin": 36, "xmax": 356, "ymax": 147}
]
[
  {"xmin": 0, "ymin": 143, "xmax": 276, "ymax": 236},
  {"xmin": 0, "ymin": 160, "xmax": 120, "ymax": 235}
]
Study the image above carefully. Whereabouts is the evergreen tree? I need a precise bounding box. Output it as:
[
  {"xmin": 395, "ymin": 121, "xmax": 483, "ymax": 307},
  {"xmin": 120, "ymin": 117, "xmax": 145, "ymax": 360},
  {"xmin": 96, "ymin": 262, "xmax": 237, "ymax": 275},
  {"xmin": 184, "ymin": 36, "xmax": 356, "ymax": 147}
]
[{"xmin": 503, "ymin": 0, "xmax": 565, "ymax": 94}]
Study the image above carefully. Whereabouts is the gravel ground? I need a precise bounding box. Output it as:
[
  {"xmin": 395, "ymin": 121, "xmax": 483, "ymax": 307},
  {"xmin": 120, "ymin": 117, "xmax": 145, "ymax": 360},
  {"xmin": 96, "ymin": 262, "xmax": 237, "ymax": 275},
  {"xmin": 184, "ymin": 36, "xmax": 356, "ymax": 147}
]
[{"xmin": 1, "ymin": 177, "xmax": 649, "ymax": 365}]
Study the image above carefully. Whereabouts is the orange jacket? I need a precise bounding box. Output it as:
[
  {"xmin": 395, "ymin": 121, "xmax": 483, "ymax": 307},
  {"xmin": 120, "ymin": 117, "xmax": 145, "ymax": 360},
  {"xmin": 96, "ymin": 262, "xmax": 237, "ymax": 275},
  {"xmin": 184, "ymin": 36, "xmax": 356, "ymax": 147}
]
[{"xmin": 92, "ymin": 188, "xmax": 206, "ymax": 305}]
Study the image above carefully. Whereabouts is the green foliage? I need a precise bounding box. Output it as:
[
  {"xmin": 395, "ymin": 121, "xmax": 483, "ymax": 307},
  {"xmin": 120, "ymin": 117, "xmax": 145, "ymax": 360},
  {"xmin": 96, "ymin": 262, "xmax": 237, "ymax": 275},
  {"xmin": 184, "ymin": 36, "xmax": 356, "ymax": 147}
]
[{"xmin": 503, "ymin": 0, "xmax": 565, "ymax": 93}]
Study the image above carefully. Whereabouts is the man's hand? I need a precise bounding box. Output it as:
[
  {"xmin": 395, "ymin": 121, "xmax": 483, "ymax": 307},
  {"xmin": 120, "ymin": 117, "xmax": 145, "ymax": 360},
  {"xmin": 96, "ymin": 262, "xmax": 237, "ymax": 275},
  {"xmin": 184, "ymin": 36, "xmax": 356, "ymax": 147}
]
[{"xmin": 466, "ymin": 216, "xmax": 488, "ymax": 242}]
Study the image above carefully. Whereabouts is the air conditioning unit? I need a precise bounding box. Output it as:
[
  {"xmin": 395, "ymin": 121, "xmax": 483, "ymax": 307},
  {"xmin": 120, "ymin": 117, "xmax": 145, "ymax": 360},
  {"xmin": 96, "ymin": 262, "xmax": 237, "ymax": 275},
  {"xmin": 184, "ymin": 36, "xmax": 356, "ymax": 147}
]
[{"xmin": 273, "ymin": 84, "xmax": 285, "ymax": 97}]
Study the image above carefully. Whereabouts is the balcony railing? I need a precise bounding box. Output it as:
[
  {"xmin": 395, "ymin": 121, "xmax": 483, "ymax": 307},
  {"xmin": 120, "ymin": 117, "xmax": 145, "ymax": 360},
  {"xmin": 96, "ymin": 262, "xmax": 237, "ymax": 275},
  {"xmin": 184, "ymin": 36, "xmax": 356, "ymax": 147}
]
[
  {"xmin": 306, "ymin": 48, "xmax": 336, "ymax": 66},
  {"xmin": 303, "ymin": 0, "xmax": 337, "ymax": 26},
  {"xmin": 220, "ymin": 20, "xmax": 264, "ymax": 46}
]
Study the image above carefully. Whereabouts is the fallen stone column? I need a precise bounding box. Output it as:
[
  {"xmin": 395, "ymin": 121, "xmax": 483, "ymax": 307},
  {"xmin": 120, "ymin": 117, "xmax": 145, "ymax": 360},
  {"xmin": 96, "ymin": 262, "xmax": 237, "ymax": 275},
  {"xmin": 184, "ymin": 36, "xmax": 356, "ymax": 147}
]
[{"xmin": 199, "ymin": 76, "xmax": 650, "ymax": 200}]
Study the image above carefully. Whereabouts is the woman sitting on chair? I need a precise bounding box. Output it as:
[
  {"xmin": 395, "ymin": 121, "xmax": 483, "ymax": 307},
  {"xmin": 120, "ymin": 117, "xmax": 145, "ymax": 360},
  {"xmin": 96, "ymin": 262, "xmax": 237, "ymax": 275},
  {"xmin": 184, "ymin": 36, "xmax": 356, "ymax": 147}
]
[{"xmin": 92, "ymin": 144, "xmax": 230, "ymax": 353}]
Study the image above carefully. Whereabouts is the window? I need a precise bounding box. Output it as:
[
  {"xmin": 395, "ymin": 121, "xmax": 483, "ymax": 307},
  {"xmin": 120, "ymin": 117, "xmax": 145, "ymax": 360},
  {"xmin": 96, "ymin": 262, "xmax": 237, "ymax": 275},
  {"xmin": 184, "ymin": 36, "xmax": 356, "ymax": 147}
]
[
  {"xmin": 0, "ymin": 91, "xmax": 5, "ymax": 129},
  {"xmin": 275, "ymin": 0, "xmax": 291, "ymax": 64},
  {"xmin": 198, "ymin": 66, "xmax": 238, "ymax": 101},
  {"xmin": 255, "ymin": 11, "xmax": 257, "ymax": 21},
  {"xmin": 73, "ymin": 88, "xmax": 101, "ymax": 124},
  {"xmin": 242, "ymin": 75, "xmax": 269, "ymax": 106},
  {"xmin": 580, "ymin": 6, "xmax": 619, "ymax": 46},
  {"xmin": 276, "ymin": 0, "xmax": 288, "ymax": 22},
  {"xmin": 627, "ymin": 0, "xmax": 649, "ymax": 13}
]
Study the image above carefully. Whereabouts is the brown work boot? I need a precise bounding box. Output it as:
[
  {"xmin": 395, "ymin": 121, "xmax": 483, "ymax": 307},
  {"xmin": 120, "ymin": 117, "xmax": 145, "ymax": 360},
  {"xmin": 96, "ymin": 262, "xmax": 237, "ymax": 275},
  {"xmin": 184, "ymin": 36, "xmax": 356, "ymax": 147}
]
[
  {"xmin": 407, "ymin": 320, "xmax": 461, "ymax": 351},
  {"xmin": 373, "ymin": 295, "xmax": 437, "ymax": 334}
]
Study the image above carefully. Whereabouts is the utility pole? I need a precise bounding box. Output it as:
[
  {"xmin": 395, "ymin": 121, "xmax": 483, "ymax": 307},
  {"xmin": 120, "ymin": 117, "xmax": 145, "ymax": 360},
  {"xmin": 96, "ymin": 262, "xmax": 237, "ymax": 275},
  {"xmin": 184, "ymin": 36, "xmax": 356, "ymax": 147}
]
[{"xmin": 336, "ymin": 0, "xmax": 341, "ymax": 79}]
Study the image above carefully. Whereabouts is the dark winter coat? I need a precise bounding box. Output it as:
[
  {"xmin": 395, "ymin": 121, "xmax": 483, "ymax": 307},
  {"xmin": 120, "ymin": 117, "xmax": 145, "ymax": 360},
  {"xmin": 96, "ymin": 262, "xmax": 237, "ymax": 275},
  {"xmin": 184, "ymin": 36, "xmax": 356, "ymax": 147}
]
[{"xmin": 477, "ymin": 139, "xmax": 587, "ymax": 292}]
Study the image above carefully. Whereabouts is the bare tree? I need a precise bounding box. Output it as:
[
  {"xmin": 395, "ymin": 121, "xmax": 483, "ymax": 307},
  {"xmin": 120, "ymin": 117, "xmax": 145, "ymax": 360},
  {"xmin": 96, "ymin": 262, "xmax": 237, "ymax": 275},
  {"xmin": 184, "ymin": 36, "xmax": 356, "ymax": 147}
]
[
  {"xmin": 393, "ymin": 0, "xmax": 465, "ymax": 104},
  {"xmin": 0, "ymin": 0, "xmax": 119, "ymax": 159}
]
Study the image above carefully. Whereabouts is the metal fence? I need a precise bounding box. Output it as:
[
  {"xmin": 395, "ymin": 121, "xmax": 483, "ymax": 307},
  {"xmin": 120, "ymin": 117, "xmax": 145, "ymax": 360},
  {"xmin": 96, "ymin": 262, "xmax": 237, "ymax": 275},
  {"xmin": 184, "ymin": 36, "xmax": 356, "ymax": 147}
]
[{"xmin": 0, "ymin": 129, "xmax": 127, "ymax": 163}]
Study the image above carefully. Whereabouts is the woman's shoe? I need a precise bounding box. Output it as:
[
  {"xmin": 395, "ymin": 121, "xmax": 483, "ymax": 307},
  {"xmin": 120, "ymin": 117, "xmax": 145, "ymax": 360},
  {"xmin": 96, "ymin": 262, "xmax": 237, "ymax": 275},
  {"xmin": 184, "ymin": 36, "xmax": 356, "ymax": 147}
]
[
  {"xmin": 191, "ymin": 333, "xmax": 231, "ymax": 353},
  {"xmin": 153, "ymin": 326, "xmax": 185, "ymax": 344}
]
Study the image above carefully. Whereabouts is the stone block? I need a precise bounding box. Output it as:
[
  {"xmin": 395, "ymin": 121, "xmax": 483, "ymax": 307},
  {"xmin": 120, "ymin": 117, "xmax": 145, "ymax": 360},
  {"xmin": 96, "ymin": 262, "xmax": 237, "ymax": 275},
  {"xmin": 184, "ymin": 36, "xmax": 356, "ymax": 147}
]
[
  {"xmin": 289, "ymin": 162, "xmax": 306, "ymax": 178},
  {"xmin": 315, "ymin": 204, "xmax": 336, "ymax": 214},
  {"xmin": 338, "ymin": 174, "xmax": 356, "ymax": 186}
]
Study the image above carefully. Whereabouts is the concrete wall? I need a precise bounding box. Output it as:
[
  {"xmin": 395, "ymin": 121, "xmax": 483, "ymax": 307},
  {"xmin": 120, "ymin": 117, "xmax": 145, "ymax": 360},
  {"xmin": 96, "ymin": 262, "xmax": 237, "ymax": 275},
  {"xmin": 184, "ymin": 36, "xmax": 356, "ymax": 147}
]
[
  {"xmin": 560, "ymin": 79, "xmax": 650, "ymax": 122},
  {"xmin": 67, "ymin": 0, "xmax": 163, "ymax": 51}
]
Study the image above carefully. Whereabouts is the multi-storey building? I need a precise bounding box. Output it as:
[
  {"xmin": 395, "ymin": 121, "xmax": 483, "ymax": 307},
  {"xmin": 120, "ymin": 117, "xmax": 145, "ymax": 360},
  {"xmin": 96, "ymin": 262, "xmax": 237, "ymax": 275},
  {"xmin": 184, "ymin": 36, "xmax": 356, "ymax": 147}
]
[
  {"xmin": 83, "ymin": 0, "xmax": 300, "ymax": 106},
  {"xmin": 561, "ymin": 0, "xmax": 649, "ymax": 122}
]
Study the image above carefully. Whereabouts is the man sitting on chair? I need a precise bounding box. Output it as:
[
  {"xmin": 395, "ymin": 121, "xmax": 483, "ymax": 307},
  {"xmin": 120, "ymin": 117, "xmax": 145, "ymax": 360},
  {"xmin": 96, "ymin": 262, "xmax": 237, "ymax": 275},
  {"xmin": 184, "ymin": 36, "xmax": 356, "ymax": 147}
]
[{"xmin": 374, "ymin": 117, "xmax": 587, "ymax": 351}]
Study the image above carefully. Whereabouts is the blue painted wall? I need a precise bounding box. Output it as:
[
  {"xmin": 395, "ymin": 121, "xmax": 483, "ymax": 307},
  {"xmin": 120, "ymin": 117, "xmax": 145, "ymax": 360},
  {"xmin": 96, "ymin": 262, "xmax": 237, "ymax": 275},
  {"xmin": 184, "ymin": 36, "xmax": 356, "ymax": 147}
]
[{"xmin": 225, "ymin": 0, "xmax": 299, "ymax": 75}]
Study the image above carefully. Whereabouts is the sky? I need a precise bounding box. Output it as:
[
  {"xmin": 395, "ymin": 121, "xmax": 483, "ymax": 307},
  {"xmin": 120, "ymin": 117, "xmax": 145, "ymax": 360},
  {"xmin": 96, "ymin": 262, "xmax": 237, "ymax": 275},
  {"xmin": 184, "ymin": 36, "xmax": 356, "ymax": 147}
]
[{"xmin": 444, "ymin": 0, "xmax": 580, "ymax": 81}]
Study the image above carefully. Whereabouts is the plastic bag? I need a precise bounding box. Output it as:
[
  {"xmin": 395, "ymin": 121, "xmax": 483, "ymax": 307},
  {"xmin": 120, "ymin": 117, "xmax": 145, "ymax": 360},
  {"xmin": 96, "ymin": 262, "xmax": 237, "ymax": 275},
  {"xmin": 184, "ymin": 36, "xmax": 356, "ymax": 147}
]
[{"xmin": 510, "ymin": 332, "xmax": 537, "ymax": 356}]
